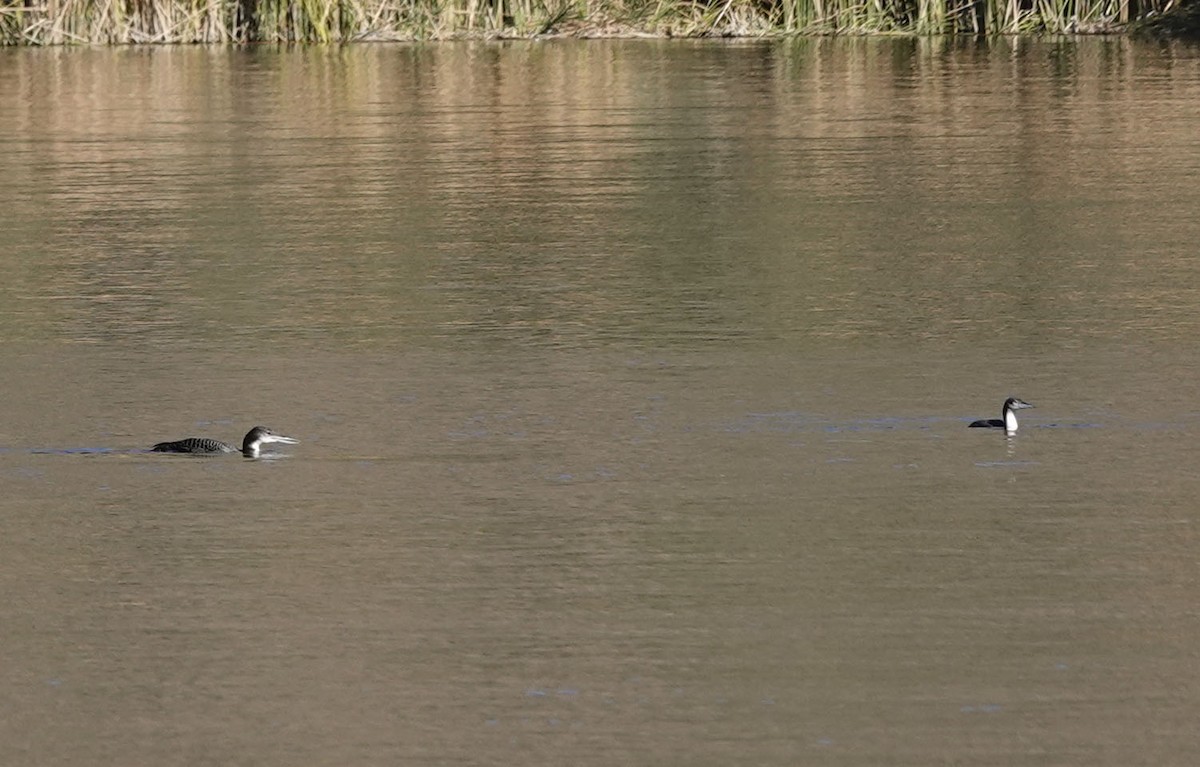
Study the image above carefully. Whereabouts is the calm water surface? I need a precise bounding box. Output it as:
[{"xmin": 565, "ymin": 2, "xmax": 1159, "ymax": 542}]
[{"xmin": 2, "ymin": 38, "xmax": 1200, "ymax": 765}]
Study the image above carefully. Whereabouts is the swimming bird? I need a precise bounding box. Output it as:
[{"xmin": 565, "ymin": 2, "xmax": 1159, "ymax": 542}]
[
  {"xmin": 969, "ymin": 398, "xmax": 1034, "ymax": 433},
  {"xmin": 151, "ymin": 426, "xmax": 299, "ymax": 457}
]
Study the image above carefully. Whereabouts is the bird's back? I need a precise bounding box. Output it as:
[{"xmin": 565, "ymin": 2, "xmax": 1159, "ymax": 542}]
[
  {"xmin": 151, "ymin": 437, "xmax": 238, "ymax": 454},
  {"xmin": 968, "ymin": 418, "xmax": 1004, "ymax": 428}
]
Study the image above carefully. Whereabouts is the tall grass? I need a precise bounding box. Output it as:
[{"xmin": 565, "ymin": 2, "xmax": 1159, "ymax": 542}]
[{"xmin": 0, "ymin": 0, "xmax": 1174, "ymax": 43}]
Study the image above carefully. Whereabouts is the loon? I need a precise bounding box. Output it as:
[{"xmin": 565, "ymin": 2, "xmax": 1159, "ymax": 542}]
[
  {"xmin": 969, "ymin": 397, "xmax": 1034, "ymax": 432},
  {"xmin": 152, "ymin": 426, "xmax": 299, "ymax": 457}
]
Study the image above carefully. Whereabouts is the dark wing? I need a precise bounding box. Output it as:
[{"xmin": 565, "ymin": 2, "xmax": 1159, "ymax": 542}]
[{"xmin": 151, "ymin": 437, "xmax": 236, "ymax": 453}]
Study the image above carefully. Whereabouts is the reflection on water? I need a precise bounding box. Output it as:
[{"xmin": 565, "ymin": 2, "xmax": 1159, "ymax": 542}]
[
  {"xmin": 3, "ymin": 39, "xmax": 1200, "ymax": 350},
  {"xmin": 2, "ymin": 38, "xmax": 1200, "ymax": 765}
]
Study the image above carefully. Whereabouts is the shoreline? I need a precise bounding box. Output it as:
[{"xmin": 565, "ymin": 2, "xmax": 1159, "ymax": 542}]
[{"xmin": 1, "ymin": 0, "xmax": 1193, "ymax": 45}]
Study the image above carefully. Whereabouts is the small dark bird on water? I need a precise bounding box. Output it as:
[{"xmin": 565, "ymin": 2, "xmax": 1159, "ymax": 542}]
[
  {"xmin": 152, "ymin": 426, "xmax": 299, "ymax": 457},
  {"xmin": 969, "ymin": 398, "xmax": 1034, "ymax": 433}
]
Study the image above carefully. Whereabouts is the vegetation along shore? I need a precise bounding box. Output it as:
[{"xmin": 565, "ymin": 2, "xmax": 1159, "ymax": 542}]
[{"xmin": 0, "ymin": 0, "xmax": 1196, "ymax": 45}]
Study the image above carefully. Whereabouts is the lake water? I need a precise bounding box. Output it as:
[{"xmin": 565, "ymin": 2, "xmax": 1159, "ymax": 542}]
[{"xmin": 3, "ymin": 37, "xmax": 1200, "ymax": 765}]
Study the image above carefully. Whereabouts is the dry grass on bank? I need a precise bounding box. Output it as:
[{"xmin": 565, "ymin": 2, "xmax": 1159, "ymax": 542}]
[{"xmin": 0, "ymin": 0, "xmax": 1173, "ymax": 44}]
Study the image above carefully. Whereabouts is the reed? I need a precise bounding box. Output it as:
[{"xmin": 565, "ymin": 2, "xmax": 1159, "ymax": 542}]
[
  {"xmin": 0, "ymin": 0, "xmax": 1180, "ymax": 43},
  {"xmin": 1131, "ymin": 0, "xmax": 1200, "ymax": 33}
]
